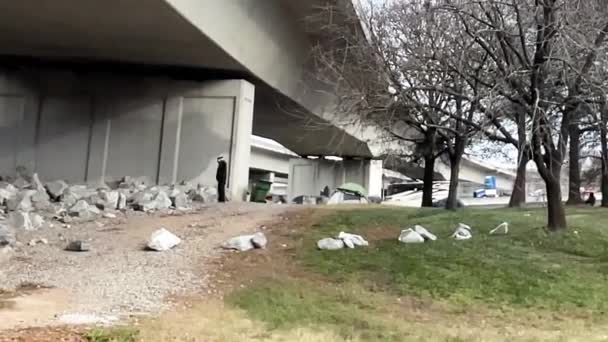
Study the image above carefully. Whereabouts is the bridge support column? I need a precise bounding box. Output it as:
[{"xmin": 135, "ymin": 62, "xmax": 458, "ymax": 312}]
[{"xmin": 288, "ymin": 158, "xmax": 383, "ymax": 201}]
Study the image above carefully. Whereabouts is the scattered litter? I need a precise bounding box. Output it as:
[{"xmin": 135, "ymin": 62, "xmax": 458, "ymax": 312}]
[
  {"xmin": 28, "ymin": 238, "xmax": 48, "ymax": 246},
  {"xmin": 147, "ymin": 228, "xmax": 181, "ymax": 251},
  {"xmin": 398, "ymin": 228, "xmax": 425, "ymax": 244},
  {"xmin": 452, "ymin": 223, "xmax": 472, "ymax": 240},
  {"xmin": 490, "ymin": 222, "xmax": 509, "ymax": 235},
  {"xmin": 317, "ymin": 238, "xmax": 345, "ymax": 250},
  {"xmin": 413, "ymin": 225, "xmax": 437, "ymax": 241},
  {"xmin": 66, "ymin": 240, "xmax": 92, "ymax": 252},
  {"xmin": 102, "ymin": 212, "xmax": 117, "ymax": 219}
]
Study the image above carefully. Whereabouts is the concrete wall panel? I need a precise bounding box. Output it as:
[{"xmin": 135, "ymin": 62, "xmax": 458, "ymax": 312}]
[
  {"xmin": 36, "ymin": 96, "xmax": 92, "ymax": 182},
  {"xmin": 0, "ymin": 95, "xmax": 25, "ymax": 176},
  {"xmin": 177, "ymin": 97, "xmax": 234, "ymax": 186},
  {"xmin": 105, "ymin": 98, "xmax": 164, "ymax": 182},
  {"xmin": 0, "ymin": 69, "xmax": 254, "ymax": 201}
]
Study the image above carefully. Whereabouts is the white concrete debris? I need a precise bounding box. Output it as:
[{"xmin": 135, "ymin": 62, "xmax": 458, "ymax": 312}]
[
  {"xmin": 490, "ymin": 222, "xmax": 509, "ymax": 235},
  {"xmin": 45, "ymin": 180, "xmax": 68, "ymax": 200},
  {"xmin": 0, "ymin": 224, "xmax": 16, "ymax": 246},
  {"xmin": 317, "ymin": 237, "xmax": 346, "ymax": 250},
  {"xmin": 317, "ymin": 232, "xmax": 368, "ymax": 250},
  {"xmin": 0, "ymin": 182, "xmax": 18, "ymax": 205},
  {"xmin": 337, "ymin": 232, "xmax": 369, "ymax": 248},
  {"xmin": 147, "ymin": 228, "xmax": 182, "ymax": 251},
  {"xmin": 398, "ymin": 228, "xmax": 425, "ymax": 244},
  {"xmin": 28, "ymin": 238, "xmax": 48, "ymax": 246},
  {"xmin": 10, "ymin": 211, "xmax": 45, "ymax": 231},
  {"xmin": 413, "ymin": 225, "xmax": 437, "ymax": 241},
  {"xmin": 452, "ymin": 223, "xmax": 473, "ymax": 240},
  {"xmin": 251, "ymin": 232, "xmax": 268, "ymax": 249},
  {"xmin": 69, "ymin": 200, "xmax": 101, "ymax": 220},
  {"xmin": 102, "ymin": 212, "xmax": 117, "ymax": 219},
  {"xmin": 222, "ymin": 232, "xmax": 268, "ymax": 251}
]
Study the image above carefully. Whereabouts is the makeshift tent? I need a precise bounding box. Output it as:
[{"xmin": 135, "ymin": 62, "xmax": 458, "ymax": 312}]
[
  {"xmin": 327, "ymin": 183, "xmax": 369, "ymax": 205},
  {"xmin": 337, "ymin": 183, "xmax": 367, "ymax": 196}
]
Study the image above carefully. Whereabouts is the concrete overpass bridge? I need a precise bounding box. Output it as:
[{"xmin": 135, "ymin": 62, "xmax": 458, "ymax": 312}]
[{"xmin": 0, "ymin": 0, "xmax": 373, "ymax": 200}]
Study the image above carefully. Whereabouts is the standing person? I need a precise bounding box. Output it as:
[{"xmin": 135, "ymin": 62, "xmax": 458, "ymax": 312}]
[
  {"xmin": 586, "ymin": 192, "xmax": 596, "ymax": 207},
  {"xmin": 216, "ymin": 156, "xmax": 227, "ymax": 203}
]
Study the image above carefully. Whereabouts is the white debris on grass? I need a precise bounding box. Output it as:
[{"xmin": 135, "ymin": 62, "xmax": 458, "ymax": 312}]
[
  {"xmin": 398, "ymin": 228, "xmax": 425, "ymax": 244},
  {"xmin": 317, "ymin": 238, "xmax": 345, "ymax": 250},
  {"xmin": 317, "ymin": 232, "xmax": 369, "ymax": 250},
  {"xmin": 452, "ymin": 223, "xmax": 472, "ymax": 240},
  {"xmin": 337, "ymin": 232, "xmax": 369, "ymax": 248},
  {"xmin": 413, "ymin": 225, "xmax": 437, "ymax": 241},
  {"xmin": 490, "ymin": 222, "xmax": 509, "ymax": 235}
]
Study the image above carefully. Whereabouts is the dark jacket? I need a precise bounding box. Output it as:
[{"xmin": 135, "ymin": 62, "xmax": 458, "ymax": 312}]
[{"xmin": 216, "ymin": 160, "xmax": 227, "ymax": 184}]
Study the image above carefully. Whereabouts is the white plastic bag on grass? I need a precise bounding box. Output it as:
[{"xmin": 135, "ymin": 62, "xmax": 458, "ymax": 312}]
[
  {"xmin": 414, "ymin": 225, "xmax": 437, "ymax": 241},
  {"xmin": 337, "ymin": 232, "xmax": 369, "ymax": 248},
  {"xmin": 490, "ymin": 222, "xmax": 509, "ymax": 235}
]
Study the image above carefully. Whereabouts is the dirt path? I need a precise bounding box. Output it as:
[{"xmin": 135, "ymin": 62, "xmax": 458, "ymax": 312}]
[{"xmin": 0, "ymin": 203, "xmax": 294, "ymax": 331}]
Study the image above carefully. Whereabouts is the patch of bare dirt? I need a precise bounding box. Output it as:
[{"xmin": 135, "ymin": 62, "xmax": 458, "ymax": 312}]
[{"xmin": 0, "ymin": 203, "xmax": 295, "ymax": 332}]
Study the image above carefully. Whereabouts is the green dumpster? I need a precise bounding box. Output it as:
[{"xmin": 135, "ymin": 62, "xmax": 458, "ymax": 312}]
[{"xmin": 252, "ymin": 180, "xmax": 272, "ymax": 202}]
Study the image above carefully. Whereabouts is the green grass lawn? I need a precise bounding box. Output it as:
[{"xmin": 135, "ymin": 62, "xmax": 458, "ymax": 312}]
[{"xmin": 229, "ymin": 207, "xmax": 608, "ymax": 341}]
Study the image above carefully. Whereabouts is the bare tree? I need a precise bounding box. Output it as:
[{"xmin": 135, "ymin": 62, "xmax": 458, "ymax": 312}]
[{"xmin": 439, "ymin": 0, "xmax": 608, "ymax": 230}]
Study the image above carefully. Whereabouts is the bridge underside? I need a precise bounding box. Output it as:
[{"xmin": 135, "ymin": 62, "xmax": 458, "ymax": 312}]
[
  {"xmin": 0, "ymin": 0, "xmax": 370, "ymax": 158},
  {"xmin": 0, "ymin": 0, "xmax": 372, "ymax": 200}
]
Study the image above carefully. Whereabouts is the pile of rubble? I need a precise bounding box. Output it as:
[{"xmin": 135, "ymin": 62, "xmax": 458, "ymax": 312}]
[{"xmin": 0, "ymin": 172, "xmax": 218, "ymax": 252}]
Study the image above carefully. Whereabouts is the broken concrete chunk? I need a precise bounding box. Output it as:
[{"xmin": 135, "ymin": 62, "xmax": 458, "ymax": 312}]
[
  {"xmin": 147, "ymin": 228, "xmax": 181, "ymax": 251},
  {"xmin": 0, "ymin": 182, "xmax": 18, "ymax": 205},
  {"xmin": 31, "ymin": 190, "xmax": 51, "ymax": 211},
  {"xmin": 458, "ymin": 223, "xmax": 472, "ymax": 231},
  {"xmin": 188, "ymin": 185, "xmax": 218, "ymax": 203},
  {"xmin": 31, "ymin": 173, "xmax": 46, "ymax": 192},
  {"xmin": 452, "ymin": 224, "xmax": 473, "ymax": 240},
  {"xmin": 490, "ymin": 222, "xmax": 509, "ymax": 235},
  {"xmin": 171, "ymin": 192, "xmax": 191, "ymax": 210},
  {"xmin": 0, "ymin": 224, "xmax": 16, "ymax": 247},
  {"xmin": 222, "ymin": 234, "xmax": 256, "ymax": 252},
  {"xmin": 65, "ymin": 240, "xmax": 92, "ymax": 252},
  {"xmin": 153, "ymin": 191, "xmax": 172, "ymax": 210},
  {"xmin": 251, "ymin": 232, "xmax": 268, "ymax": 249},
  {"xmin": 120, "ymin": 176, "xmax": 151, "ymax": 190},
  {"xmin": 317, "ymin": 238, "xmax": 345, "ymax": 250},
  {"xmin": 337, "ymin": 232, "xmax": 369, "ymax": 247},
  {"xmin": 103, "ymin": 212, "xmax": 117, "ymax": 219},
  {"xmin": 12, "ymin": 176, "xmax": 30, "ymax": 189},
  {"xmin": 7, "ymin": 190, "xmax": 35, "ymax": 212},
  {"xmin": 45, "ymin": 180, "xmax": 68, "ymax": 201},
  {"xmin": 69, "ymin": 200, "xmax": 101, "ymax": 221},
  {"xmin": 117, "ymin": 193, "xmax": 127, "ymax": 210},
  {"xmin": 10, "ymin": 211, "xmax": 44, "ymax": 231},
  {"xmin": 398, "ymin": 228, "xmax": 425, "ymax": 244},
  {"xmin": 413, "ymin": 225, "xmax": 437, "ymax": 241}
]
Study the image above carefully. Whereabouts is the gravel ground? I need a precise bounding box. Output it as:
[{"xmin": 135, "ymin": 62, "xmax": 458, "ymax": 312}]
[{"xmin": 0, "ymin": 202, "xmax": 292, "ymax": 328}]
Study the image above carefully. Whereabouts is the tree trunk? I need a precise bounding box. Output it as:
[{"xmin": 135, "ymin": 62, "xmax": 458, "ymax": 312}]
[
  {"xmin": 546, "ymin": 178, "xmax": 567, "ymax": 231},
  {"xmin": 508, "ymin": 149, "xmax": 528, "ymax": 208},
  {"xmin": 446, "ymin": 154, "xmax": 462, "ymax": 210},
  {"xmin": 567, "ymin": 125, "xmax": 582, "ymax": 205},
  {"xmin": 421, "ymin": 155, "xmax": 435, "ymax": 207},
  {"xmin": 601, "ymin": 105, "xmax": 608, "ymax": 207}
]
